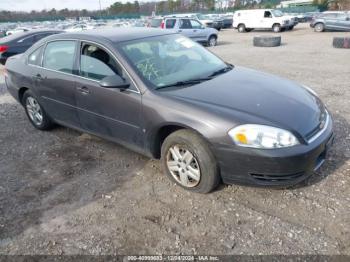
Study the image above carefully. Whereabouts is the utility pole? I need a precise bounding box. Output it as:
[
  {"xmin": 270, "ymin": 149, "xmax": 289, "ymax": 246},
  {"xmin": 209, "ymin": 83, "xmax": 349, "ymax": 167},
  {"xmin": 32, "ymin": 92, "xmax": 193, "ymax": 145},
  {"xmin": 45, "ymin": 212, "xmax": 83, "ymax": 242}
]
[{"xmin": 99, "ymin": 0, "xmax": 102, "ymax": 18}]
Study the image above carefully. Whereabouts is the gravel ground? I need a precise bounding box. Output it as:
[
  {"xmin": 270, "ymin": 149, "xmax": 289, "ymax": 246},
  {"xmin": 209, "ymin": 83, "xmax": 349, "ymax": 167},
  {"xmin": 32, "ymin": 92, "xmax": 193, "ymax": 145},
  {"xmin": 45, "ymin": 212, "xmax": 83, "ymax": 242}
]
[{"xmin": 0, "ymin": 23, "xmax": 350, "ymax": 255}]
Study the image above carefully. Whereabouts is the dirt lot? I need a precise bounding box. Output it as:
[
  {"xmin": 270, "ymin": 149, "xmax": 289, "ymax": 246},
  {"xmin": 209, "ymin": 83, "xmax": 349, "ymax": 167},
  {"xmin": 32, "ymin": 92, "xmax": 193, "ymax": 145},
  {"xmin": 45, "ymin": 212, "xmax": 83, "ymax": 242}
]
[{"xmin": 0, "ymin": 23, "xmax": 350, "ymax": 255}]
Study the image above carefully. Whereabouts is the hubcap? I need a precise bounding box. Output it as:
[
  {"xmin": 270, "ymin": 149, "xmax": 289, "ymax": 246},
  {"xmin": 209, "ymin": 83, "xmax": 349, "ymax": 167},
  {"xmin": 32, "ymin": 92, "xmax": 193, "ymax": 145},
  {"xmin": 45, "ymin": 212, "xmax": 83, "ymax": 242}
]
[
  {"xmin": 166, "ymin": 145, "xmax": 201, "ymax": 188},
  {"xmin": 26, "ymin": 97, "xmax": 43, "ymax": 126},
  {"xmin": 209, "ymin": 37, "xmax": 216, "ymax": 46}
]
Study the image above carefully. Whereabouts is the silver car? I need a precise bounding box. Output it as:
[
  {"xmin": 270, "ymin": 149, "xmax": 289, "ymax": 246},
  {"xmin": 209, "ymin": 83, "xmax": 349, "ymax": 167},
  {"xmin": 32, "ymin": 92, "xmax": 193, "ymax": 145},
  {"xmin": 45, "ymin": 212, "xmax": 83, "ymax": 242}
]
[
  {"xmin": 161, "ymin": 17, "xmax": 218, "ymax": 46},
  {"xmin": 310, "ymin": 12, "xmax": 350, "ymax": 32}
]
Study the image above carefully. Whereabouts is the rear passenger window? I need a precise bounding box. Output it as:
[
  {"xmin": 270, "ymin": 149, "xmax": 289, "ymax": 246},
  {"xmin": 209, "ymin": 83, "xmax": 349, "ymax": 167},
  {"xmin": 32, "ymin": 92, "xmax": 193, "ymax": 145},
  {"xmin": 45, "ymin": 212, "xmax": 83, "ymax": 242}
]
[
  {"xmin": 43, "ymin": 41, "xmax": 76, "ymax": 74},
  {"xmin": 180, "ymin": 19, "xmax": 192, "ymax": 29},
  {"xmin": 28, "ymin": 45, "xmax": 44, "ymax": 66},
  {"xmin": 166, "ymin": 19, "xmax": 176, "ymax": 29}
]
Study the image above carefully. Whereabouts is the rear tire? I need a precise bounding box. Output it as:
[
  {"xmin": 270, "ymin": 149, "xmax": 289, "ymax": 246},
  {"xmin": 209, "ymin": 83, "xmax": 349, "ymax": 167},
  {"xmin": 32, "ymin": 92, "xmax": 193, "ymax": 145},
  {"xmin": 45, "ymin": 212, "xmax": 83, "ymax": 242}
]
[
  {"xmin": 161, "ymin": 129, "xmax": 220, "ymax": 193},
  {"xmin": 314, "ymin": 23, "xmax": 325, "ymax": 32},
  {"xmin": 23, "ymin": 90, "xmax": 55, "ymax": 130},
  {"xmin": 272, "ymin": 24, "xmax": 281, "ymax": 33},
  {"xmin": 238, "ymin": 24, "xmax": 246, "ymax": 33}
]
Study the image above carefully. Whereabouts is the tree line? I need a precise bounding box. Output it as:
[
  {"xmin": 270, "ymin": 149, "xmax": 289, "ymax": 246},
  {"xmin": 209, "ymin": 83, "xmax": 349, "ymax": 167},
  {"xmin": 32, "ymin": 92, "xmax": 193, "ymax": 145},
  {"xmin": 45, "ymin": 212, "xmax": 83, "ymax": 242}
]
[{"xmin": 1, "ymin": 0, "xmax": 347, "ymax": 22}]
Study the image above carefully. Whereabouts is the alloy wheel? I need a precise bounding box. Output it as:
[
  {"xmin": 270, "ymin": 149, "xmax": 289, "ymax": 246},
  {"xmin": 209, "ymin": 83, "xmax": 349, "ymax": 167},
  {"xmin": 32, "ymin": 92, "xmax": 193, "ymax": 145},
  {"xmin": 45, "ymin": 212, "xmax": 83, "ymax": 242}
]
[
  {"xmin": 26, "ymin": 96, "xmax": 43, "ymax": 126},
  {"xmin": 166, "ymin": 145, "xmax": 201, "ymax": 187}
]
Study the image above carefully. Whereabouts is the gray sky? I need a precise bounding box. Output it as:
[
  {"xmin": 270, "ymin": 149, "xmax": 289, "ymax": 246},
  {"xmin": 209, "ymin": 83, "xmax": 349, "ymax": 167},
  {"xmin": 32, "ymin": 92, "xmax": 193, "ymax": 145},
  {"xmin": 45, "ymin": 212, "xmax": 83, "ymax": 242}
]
[{"xmin": 0, "ymin": 0, "xmax": 123, "ymax": 12}]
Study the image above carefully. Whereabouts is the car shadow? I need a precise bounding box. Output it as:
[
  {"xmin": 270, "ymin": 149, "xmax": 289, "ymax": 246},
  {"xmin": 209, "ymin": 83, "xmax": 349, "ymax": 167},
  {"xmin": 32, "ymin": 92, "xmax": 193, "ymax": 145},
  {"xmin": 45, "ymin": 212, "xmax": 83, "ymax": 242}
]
[{"xmin": 293, "ymin": 113, "xmax": 349, "ymax": 188}]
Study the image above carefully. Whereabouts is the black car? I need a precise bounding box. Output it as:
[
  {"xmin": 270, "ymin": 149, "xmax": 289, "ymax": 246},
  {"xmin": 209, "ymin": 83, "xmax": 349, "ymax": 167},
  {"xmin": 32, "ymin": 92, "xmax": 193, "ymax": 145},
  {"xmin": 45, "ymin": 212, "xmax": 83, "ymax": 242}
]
[
  {"xmin": 0, "ymin": 29, "xmax": 63, "ymax": 65},
  {"xmin": 5, "ymin": 28, "xmax": 334, "ymax": 193}
]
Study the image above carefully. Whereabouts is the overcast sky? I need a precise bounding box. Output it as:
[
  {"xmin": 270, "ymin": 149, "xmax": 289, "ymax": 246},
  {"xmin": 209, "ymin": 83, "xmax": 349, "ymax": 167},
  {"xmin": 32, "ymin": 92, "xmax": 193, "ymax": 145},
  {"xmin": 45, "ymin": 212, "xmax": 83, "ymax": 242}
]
[{"xmin": 0, "ymin": 0, "xmax": 124, "ymax": 12}]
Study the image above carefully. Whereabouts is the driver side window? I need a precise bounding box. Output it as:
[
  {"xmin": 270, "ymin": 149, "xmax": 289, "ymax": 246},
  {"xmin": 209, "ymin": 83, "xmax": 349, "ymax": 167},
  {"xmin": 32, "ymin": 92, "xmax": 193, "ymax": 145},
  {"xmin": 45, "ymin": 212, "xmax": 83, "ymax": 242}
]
[{"xmin": 80, "ymin": 43, "xmax": 121, "ymax": 81}]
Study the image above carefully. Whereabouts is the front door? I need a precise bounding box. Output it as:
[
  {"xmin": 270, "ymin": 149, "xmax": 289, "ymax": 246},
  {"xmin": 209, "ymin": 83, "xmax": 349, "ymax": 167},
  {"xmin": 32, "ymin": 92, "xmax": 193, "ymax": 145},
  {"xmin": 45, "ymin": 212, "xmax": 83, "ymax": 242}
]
[{"xmin": 75, "ymin": 42, "xmax": 143, "ymax": 149}]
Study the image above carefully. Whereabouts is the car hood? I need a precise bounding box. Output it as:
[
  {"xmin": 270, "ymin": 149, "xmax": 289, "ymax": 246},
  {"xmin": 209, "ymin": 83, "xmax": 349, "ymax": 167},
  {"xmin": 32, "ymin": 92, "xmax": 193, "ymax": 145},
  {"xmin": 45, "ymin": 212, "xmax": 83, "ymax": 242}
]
[{"xmin": 163, "ymin": 66, "xmax": 325, "ymax": 138}]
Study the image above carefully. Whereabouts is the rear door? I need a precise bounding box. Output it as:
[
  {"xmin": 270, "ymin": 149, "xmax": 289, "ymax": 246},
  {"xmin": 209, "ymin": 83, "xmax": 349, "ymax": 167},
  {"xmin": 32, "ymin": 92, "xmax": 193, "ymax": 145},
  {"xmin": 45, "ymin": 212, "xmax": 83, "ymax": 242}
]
[
  {"xmin": 34, "ymin": 40, "xmax": 80, "ymax": 127},
  {"xmin": 178, "ymin": 19, "xmax": 195, "ymax": 39},
  {"xmin": 335, "ymin": 14, "xmax": 350, "ymax": 31},
  {"xmin": 75, "ymin": 41, "xmax": 143, "ymax": 148}
]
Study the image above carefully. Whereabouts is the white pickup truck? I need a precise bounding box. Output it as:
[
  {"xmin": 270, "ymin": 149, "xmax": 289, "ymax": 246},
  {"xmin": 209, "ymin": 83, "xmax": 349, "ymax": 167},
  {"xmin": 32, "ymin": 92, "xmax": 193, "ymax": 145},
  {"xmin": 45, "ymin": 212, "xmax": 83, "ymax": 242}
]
[{"xmin": 233, "ymin": 9, "xmax": 293, "ymax": 33}]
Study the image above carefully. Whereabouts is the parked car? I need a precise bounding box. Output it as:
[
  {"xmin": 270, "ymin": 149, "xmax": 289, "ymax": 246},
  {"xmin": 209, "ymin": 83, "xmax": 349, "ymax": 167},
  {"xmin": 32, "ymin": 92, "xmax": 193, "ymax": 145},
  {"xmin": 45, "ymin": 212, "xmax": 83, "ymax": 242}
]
[
  {"xmin": 65, "ymin": 24, "xmax": 93, "ymax": 32},
  {"xmin": 0, "ymin": 29, "xmax": 62, "ymax": 65},
  {"xmin": 6, "ymin": 27, "xmax": 30, "ymax": 36},
  {"xmin": 220, "ymin": 14, "xmax": 234, "ymax": 28},
  {"xmin": 310, "ymin": 12, "xmax": 350, "ymax": 32},
  {"xmin": 149, "ymin": 17, "xmax": 163, "ymax": 28},
  {"xmin": 5, "ymin": 28, "xmax": 334, "ymax": 193},
  {"xmin": 168, "ymin": 13, "xmax": 224, "ymax": 30},
  {"xmin": 161, "ymin": 17, "xmax": 218, "ymax": 46},
  {"xmin": 233, "ymin": 9, "xmax": 292, "ymax": 33}
]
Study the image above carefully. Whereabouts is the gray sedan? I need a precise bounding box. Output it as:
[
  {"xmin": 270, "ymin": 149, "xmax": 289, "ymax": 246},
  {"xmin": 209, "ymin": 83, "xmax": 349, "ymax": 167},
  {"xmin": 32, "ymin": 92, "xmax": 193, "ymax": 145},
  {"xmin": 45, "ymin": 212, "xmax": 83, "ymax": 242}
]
[{"xmin": 5, "ymin": 28, "xmax": 333, "ymax": 193}]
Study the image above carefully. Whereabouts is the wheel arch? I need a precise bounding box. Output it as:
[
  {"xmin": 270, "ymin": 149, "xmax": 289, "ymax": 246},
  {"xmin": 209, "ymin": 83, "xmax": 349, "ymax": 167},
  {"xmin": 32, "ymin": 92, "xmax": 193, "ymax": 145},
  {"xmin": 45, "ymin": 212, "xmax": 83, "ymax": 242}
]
[
  {"xmin": 18, "ymin": 86, "xmax": 29, "ymax": 105},
  {"xmin": 150, "ymin": 123, "xmax": 210, "ymax": 159}
]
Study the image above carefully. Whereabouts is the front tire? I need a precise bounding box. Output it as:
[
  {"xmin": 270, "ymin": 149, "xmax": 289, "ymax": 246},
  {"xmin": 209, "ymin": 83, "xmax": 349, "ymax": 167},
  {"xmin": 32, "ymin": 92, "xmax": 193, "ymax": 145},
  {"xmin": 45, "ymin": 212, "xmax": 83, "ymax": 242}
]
[
  {"xmin": 161, "ymin": 130, "xmax": 220, "ymax": 193},
  {"xmin": 272, "ymin": 24, "xmax": 281, "ymax": 33},
  {"xmin": 23, "ymin": 90, "xmax": 55, "ymax": 130},
  {"xmin": 207, "ymin": 35, "xmax": 217, "ymax": 47},
  {"xmin": 238, "ymin": 24, "xmax": 246, "ymax": 33},
  {"xmin": 314, "ymin": 23, "xmax": 325, "ymax": 32}
]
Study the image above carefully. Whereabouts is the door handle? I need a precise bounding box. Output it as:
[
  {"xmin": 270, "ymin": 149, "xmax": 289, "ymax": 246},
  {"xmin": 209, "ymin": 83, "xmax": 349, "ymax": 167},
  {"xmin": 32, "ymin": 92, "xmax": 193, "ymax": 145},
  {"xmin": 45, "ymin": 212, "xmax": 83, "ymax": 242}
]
[
  {"xmin": 77, "ymin": 86, "xmax": 90, "ymax": 94},
  {"xmin": 33, "ymin": 73, "xmax": 44, "ymax": 81},
  {"xmin": 178, "ymin": 30, "xmax": 182, "ymax": 32},
  {"xmin": 193, "ymin": 30, "xmax": 197, "ymax": 32}
]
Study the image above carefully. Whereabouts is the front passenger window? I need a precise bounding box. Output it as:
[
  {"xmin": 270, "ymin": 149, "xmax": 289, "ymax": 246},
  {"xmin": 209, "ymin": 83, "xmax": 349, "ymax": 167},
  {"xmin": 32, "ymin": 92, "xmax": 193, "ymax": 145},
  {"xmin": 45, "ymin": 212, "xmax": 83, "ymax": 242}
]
[
  {"xmin": 264, "ymin": 11, "xmax": 272, "ymax": 18},
  {"xmin": 43, "ymin": 41, "xmax": 76, "ymax": 74},
  {"xmin": 80, "ymin": 44, "xmax": 121, "ymax": 81}
]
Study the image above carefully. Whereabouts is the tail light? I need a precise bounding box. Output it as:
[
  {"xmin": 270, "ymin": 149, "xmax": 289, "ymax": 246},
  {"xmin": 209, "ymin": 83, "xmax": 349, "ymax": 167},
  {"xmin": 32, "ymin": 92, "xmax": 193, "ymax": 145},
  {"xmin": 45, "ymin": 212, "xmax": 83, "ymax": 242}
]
[
  {"xmin": 160, "ymin": 21, "xmax": 165, "ymax": 29},
  {"xmin": 0, "ymin": 45, "xmax": 8, "ymax": 53}
]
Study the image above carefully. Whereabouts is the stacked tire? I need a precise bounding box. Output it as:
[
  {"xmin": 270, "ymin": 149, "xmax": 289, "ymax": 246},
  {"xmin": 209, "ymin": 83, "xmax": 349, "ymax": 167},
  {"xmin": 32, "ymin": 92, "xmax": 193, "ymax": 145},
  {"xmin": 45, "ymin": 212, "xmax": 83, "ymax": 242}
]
[
  {"xmin": 333, "ymin": 37, "xmax": 350, "ymax": 49},
  {"xmin": 253, "ymin": 36, "xmax": 281, "ymax": 47}
]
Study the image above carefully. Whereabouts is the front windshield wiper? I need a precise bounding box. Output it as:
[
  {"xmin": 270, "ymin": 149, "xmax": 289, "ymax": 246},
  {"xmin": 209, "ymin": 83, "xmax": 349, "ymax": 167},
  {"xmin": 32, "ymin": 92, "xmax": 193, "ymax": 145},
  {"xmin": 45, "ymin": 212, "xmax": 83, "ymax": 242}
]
[
  {"xmin": 155, "ymin": 77, "xmax": 212, "ymax": 90},
  {"xmin": 208, "ymin": 64, "xmax": 233, "ymax": 78}
]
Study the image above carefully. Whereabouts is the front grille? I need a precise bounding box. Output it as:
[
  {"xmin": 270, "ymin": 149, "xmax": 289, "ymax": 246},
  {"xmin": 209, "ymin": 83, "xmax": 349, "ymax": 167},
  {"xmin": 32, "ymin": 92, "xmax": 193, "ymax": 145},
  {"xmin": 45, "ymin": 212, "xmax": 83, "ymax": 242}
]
[{"xmin": 250, "ymin": 172, "xmax": 304, "ymax": 182}]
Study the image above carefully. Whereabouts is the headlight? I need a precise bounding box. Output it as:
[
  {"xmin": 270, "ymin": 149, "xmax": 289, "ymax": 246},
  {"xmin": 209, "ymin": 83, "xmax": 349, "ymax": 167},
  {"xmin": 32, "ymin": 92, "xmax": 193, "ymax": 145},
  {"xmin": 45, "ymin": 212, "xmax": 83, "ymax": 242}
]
[
  {"xmin": 303, "ymin": 85, "xmax": 318, "ymax": 97},
  {"xmin": 228, "ymin": 124, "xmax": 299, "ymax": 149}
]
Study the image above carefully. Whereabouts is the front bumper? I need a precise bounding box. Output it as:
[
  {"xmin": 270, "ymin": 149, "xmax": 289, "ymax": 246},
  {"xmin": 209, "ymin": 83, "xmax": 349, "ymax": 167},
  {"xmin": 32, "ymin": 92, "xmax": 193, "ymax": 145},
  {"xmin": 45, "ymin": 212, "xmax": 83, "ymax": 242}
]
[{"xmin": 214, "ymin": 116, "xmax": 334, "ymax": 187}]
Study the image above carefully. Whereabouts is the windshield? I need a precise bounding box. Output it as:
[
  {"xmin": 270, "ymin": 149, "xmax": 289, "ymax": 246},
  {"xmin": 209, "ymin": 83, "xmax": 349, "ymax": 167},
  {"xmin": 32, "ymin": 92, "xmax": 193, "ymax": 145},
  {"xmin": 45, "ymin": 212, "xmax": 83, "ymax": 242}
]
[
  {"xmin": 118, "ymin": 34, "xmax": 227, "ymax": 89},
  {"xmin": 272, "ymin": 10, "xmax": 284, "ymax": 17}
]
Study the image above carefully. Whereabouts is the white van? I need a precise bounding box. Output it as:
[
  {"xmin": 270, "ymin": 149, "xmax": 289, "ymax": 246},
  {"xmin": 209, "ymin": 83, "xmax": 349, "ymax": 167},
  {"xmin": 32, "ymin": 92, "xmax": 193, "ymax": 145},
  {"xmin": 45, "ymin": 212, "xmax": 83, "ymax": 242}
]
[{"xmin": 233, "ymin": 9, "xmax": 292, "ymax": 33}]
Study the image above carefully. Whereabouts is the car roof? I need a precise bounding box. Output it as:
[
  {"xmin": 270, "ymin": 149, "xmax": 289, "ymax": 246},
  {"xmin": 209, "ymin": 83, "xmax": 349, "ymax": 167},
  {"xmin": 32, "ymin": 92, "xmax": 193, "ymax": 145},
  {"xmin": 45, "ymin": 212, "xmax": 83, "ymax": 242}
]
[
  {"xmin": 46, "ymin": 28, "xmax": 176, "ymax": 43},
  {"xmin": 0, "ymin": 29, "xmax": 63, "ymax": 43}
]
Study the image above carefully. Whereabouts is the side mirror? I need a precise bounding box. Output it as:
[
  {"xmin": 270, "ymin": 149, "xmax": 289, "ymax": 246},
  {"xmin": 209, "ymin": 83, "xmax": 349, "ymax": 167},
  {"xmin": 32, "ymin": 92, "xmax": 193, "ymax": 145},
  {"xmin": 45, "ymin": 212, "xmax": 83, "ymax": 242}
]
[{"xmin": 100, "ymin": 75, "xmax": 130, "ymax": 89}]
